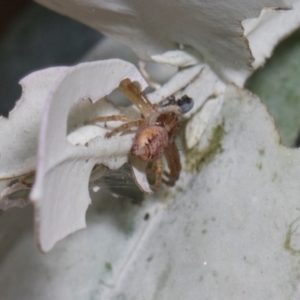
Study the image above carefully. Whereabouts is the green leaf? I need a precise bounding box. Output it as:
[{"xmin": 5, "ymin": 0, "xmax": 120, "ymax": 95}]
[{"xmin": 246, "ymin": 28, "xmax": 300, "ymax": 147}]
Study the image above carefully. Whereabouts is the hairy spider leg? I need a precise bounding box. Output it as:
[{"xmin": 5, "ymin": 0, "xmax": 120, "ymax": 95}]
[
  {"xmin": 118, "ymin": 78, "xmax": 157, "ymax": 118},
  {"xmin": 145, "ymin": 158, "xmax": 163, "ymax": 188},
  {"xmin": 105, "ymin": 119, "xmax": 145, "ymax": 138},
  {"xmin": 162, "ymin": 141, "xmax": 181, "ymax": 186},
  {"xmin": 85, "ymin": 115, "xmax": 136, "ymax": 125},
  {"xmin": 151, "ymin": 159, "xmax": 163, "ymax": 189},
  {"xmin": 145, "ymin": 160, "xmax": 157, "ymax": 174}
]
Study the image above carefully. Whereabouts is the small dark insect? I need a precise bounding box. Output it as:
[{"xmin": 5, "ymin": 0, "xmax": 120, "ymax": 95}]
[{"xmin": 86, "ymin": 78, "xmax": 194, "ymax": 189}]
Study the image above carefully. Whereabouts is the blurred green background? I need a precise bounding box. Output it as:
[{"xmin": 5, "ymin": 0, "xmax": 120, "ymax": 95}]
[{"xmin": 246, "ymin": 28, "xmax": 300, "ymax": 147}]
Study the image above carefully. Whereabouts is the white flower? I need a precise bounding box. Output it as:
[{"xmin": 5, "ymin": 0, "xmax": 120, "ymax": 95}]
[{"xmin": 1, "ymin": 1, "xmax": 300, "ymax": 298}]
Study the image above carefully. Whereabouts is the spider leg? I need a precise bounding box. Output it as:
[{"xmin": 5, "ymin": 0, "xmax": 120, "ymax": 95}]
[
  {"xmin": 105, "ymin": 119, "xmax": 145, "ymax": 138},
  {"xmin": 151, "ymin": 159, "xmax": 163, "ymax": 189},
  {"xmin": 145, "ymin": 161, "xmax": 156, "ymax": 174},
  {"xmin": 85, "ymin": 115, "xmax": 135, "ymax": 125},
  {"xmin": 119, "ymin": 78, "xmax": 157, "ymax": 118},
  {"xmin": 162, "ymin": 141, "xmax": 181, "ymax": 186}
]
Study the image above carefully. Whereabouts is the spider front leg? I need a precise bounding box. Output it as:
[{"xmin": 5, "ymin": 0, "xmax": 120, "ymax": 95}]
[
  {"xmin": 105, "ymin": 119, "xmax": 145, "ymax": 138},
  {"xmin": 118, "ymin": 78, "xmax": 157, "ymax": 118},
  {"xmin": 162, "ymin": 141, "xmax": 181, "ymax": 186},
  {"xmin": 85, "ymin": 115, "xmax": 136, "ymax": 125},
  {"xmin": 85, "ymin": 115, "xmax": 145, "ymax": 138}
]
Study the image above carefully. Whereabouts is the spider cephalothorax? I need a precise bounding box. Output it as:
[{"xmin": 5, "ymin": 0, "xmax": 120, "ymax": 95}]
[{"xmin": 86, "ymin": 78, "xmax": 193, "ymax": 189}]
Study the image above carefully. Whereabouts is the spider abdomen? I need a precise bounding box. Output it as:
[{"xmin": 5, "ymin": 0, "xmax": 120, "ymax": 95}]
[{"xmin": 131, "ymin": 126, "xmax": 168, "ymax": 162}]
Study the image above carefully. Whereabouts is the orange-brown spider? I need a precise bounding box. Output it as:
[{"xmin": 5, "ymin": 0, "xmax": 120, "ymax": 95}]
[{"xmin": 86, "ymin": 78, "xmax": 193, "ymax": 189}]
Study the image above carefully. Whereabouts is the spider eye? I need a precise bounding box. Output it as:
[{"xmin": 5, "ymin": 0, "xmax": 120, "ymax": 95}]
[{"xmin": 177, "ymin": 95, "xmax": 194, "ymax": 114}]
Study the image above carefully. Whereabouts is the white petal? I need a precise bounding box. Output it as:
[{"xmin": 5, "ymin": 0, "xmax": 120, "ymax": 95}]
[
  {"xmin": 0, "ymin": 67, "xmax": 68, "ymax": 179},
  {"xmin": 151, "ymin": 50, "xmax": 200, "ymax": 67},
  {"xmin": 30, "ymin": 59, "xmax": 147, "ymax": 252},
  {"xmin": 244, "ymin": 0, "xmax": 300, "ymax": 69},
  {"xmin": 129, "ymin": 156, "xmax": 152, "ymax": 194},
  {"xmin": 36, "ymin": 0, "xmax": 288, "ymax": 84},
  {"xmin": 99, "ymin": 85, "xmax": 300, "ymax": 300},
  {"xmin": 186, "ymin": 96, "xmax": 223, "ymax": 149},
  {"xmin": 0, "ymin": 180, "xmax": 31, "ymax": 211}
]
